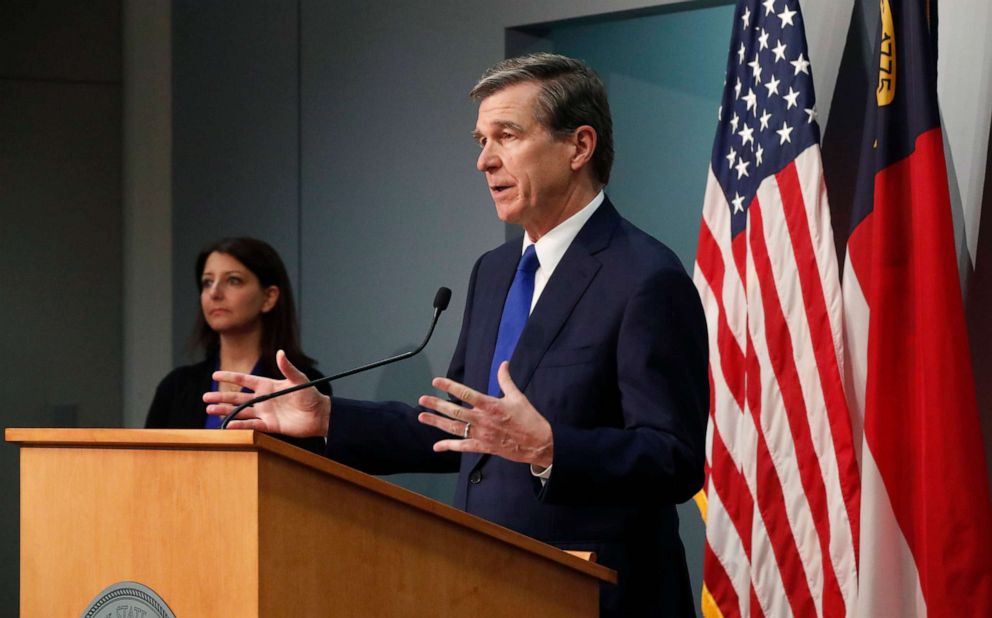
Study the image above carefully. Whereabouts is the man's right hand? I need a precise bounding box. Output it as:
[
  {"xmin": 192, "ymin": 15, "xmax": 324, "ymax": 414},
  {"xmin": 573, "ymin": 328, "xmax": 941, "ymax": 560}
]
[{"xmin": 204, "ymin": 349, "xmax": 331, "ymax": 438}]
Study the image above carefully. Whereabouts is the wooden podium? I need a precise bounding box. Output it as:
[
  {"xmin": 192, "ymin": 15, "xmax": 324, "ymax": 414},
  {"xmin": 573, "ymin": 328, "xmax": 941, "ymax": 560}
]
[{"xmin": 5, "ymin": 428, "xmax": 614, "ymax": 616}]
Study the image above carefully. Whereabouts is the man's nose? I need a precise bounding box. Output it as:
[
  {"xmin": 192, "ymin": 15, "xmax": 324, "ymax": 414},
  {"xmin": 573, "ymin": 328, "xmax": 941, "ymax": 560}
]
[{"xmin": 476, "ymin": 144, "xmax": 500, "ymax": 173}]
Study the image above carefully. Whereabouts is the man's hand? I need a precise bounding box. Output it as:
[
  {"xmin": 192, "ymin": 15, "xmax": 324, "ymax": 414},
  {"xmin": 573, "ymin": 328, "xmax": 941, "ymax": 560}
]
[
  {"xmin": 417, "ymin": 361, "xmax": 553, "ymax": 468},
  {"xmin": 204, "ymin": 350, "xmax": 331, "ymax": 438}
]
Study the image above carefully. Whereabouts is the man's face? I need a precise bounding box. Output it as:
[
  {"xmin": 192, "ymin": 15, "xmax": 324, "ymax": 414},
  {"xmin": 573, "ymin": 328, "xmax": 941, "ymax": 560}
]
[{"xmin": 474, "ymin": 81, "xmax": 576, "ymax": 234}]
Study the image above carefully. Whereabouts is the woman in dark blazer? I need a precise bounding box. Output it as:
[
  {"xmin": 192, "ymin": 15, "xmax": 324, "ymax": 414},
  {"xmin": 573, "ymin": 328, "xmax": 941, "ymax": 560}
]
[{"xmin": 146, "ymin": 237, "xmax": 328, "ymax": 452}]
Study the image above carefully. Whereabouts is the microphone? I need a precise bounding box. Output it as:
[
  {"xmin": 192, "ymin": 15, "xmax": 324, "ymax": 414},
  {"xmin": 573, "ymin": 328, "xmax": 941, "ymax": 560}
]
[{"xmin": 219, "ymin": 286, "xmax": 452, "ymax": 429}]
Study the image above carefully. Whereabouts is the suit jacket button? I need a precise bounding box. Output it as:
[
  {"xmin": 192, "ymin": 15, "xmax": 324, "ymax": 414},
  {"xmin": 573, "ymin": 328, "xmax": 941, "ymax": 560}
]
[{"xmin": 469, "ymin": 470, "xmax": 483, "ymax": 484}]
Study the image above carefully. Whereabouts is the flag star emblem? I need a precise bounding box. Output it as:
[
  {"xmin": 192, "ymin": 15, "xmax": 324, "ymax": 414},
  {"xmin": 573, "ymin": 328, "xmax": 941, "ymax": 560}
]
[
  {"xmin": 731, "ymin": 192, "xmax": 746, "ymax": 213},
  {"xmin": 735, "ymin": 78, "xmax": 742, "ymax": 99},
  {"xmin": 805, "ymin": 107, "xmax": 817, "ymax": 124},
  {"xmin": 730, "ymin": 113, "xmax": 740, "ymax": 132},
  {"xmin": 763, "ymin": 0, "xmax": 776, "ymax": 16},
  {"xmin": 735, "ymin": 156, "xmax": 750, "ymax": 179},
  {"xmin": 759, "ymin": 109, "xmax": 772, "ymax": 130},
  {"xmin": 777, "ymin": 121, "xmax": 793, "ymax": 144},
  {"xmin": 748, "ymin": 55, "xmax": 762, "ymax": 84},
  {"xmin": 743, "ymin": 88, "xmax": 758, "ymax": 113},
  {"xmin": 764, "ymin": 75, "xmax": 781, "ymax": 97},
  {"xmin": 738, "ymin": 42, "xmax": 746, "ymax": 64},
  {"xmin": 738, "ymin": 123, "xmax": 755, "ymax": 147},
  {"xmin": 755, "ymin": 143, "xmax": 764, "ymax": 166},
  {"xmin": 726, "ymin": 147, "xmax": 737, "ymax": 167},
  {"xmin": 778, "ymin": 6, "xmax": 797, "ymax": 27},
  {"xmin": 783, "ymin": 87, "xmax": 800, "ymax": 109},
  {"xmin": 772, "ymin": 40, "xmax": 788, "ymax": 62},
  {"xmin": 742, "ymin": 7, "xmax": 751, "ymax": 29},
  {"xmin": 791, "ymin": 52, "xmax": 811, "ymax": 75},
  {"xmin": 758, "ymin": 28, "xmax": 770, "ymax": 50}
]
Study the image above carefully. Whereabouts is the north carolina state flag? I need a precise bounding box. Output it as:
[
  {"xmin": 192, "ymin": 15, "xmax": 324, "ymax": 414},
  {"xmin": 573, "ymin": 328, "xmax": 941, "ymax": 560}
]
[{"xmin": 842, "ymin": 1, "xmax": 992, "ymax": 616}]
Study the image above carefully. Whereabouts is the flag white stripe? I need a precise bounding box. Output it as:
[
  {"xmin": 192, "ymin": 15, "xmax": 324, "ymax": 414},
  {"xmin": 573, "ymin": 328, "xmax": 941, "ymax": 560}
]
[
  {"xmin": 749, "ymin": 502, "xmax": 796, "ymax": 618},
  {"xmin": 705, "ymin": 479, "xmax": 753, "ymax": 617},
  {"xmin": 855, "ymin": 445, "xmax": 927, "ymax": 618},
  {"xmin": 841, "ymin": 254, "xmax": 868, "ymax": 468}
]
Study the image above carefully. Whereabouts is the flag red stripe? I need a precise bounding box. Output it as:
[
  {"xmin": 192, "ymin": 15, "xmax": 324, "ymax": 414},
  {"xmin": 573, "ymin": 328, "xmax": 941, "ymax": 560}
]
[
  {"xmin": 749, "ymin": 586, "xmax": 767, "ymax": 618},
  {"xmin": 704, "ymin": 542, "xmax": 742, "ymax": 618},
  {"xmin": 748, "ymin": 201, "xmax": 846, "ymax": 614},
  {"xmin": 732, "ymin": 227, "xmax": 748, "ymax": 290},
  {"xmin": 745, "ymin": 331, "xmax": 818, "ymax": 617},
  {"xmin": 775, "ymin": 162, "xmax": 862, "ymax": 553},
  {"xmin": 697, "ymin": 217, "xmax": 747, "ymax": 409}
]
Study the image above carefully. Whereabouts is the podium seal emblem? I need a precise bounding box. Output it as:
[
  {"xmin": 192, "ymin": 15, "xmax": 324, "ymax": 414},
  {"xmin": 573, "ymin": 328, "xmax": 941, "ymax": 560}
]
[{"xmin": 82, "ymin": 581, "xmax": 175, "ymax": 618}]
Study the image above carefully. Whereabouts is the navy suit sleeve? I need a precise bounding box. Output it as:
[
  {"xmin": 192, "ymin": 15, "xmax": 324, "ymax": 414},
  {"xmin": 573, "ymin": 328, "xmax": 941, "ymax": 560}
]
[
  {"xmin": 539, "ymin": 267, "xmax": 709, "ymax": 506},
  {"xmin": 325, "ymin": 397, "xmax": 458, "ymax": 474},
  {"xmin": 323, "ymin": 259, "xmax": 484, "ymax": 475}
]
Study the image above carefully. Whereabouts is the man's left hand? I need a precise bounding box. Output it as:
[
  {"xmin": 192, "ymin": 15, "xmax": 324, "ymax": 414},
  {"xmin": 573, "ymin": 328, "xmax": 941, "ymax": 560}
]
[{"xmin": 417, "ymin": 361, "xmax": 553, "ymax": 469}]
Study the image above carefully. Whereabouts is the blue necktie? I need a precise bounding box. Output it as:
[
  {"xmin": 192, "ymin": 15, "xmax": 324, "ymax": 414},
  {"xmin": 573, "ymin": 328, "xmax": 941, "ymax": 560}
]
[{"xmin": 488, "ymin": 245, "xmax": 540, "ymax": 396}]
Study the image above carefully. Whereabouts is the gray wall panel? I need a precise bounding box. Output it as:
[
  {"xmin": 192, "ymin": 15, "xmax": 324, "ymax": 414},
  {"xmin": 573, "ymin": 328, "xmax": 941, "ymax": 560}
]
[
  {"xmin": 171, "ymin": 0, "xmax": 302, "ymax": 364},
  {"xmin": 0, "ymin": 2, "xmax": 123, "ymax": 608},
  {"xmin": 0, "ymin": 1, "xmax": 122, "ymax": 603},
  {"xmin": 0, "ymin": 0, "xmax": 120, "ymax": 82},
  {"xmin": 123, "ymin": 0, "xmax": 173, "ymax": 428}
]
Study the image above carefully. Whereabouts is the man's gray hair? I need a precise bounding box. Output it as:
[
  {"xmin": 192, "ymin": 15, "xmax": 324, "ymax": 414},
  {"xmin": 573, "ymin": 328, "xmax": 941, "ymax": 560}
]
[{"xmin": 470, "ymin": 53, "xmax": 614, "ymax": 185}]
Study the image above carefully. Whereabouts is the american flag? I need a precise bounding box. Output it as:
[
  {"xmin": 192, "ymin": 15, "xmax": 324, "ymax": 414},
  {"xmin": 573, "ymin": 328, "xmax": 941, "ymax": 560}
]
[{"xmin": 692, "ymin": 1, "xmax": 861, "ymax": 616}]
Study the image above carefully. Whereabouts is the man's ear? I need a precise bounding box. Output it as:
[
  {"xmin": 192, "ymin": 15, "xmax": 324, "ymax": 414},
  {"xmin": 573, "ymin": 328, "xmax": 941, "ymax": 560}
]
[
  {"xmin": 261, "ymin": 286, "xmax": 280, "ymax": 313},
  {"xmin": 570, "ymin": 125, "xmax": 598, "ymax": 172}
]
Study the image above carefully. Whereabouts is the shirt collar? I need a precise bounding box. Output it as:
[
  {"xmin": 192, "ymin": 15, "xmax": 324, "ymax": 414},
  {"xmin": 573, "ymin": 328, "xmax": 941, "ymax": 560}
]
[{"xmin": 522, "ymin": 190, "xmax": 605, "ymax": 274}]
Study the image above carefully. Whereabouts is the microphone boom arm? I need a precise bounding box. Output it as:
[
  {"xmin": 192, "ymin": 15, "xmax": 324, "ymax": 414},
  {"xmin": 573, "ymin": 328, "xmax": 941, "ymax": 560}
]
[{"xmin": 219, "ymin": 287, "xmax": 450, "ymax": 429}]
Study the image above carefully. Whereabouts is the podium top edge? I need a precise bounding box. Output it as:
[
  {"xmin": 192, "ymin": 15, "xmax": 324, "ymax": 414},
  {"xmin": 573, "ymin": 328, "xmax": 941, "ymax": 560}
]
[{"xmin": 5, "ymin": 427, "xmax": 260, "ymax": 447}]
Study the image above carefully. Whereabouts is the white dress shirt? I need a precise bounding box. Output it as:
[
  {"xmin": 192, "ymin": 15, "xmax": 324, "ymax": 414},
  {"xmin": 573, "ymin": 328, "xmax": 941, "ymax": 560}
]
[{"xmin": 523, "ymin": 190, "xmax": 605, "ymax": 312}]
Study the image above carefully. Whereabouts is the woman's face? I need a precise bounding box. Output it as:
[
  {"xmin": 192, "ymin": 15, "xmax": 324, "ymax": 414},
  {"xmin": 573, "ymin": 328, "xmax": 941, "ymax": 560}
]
[{"xmin": 200, "ymin": 252, "xmax": 279, "ymax": 335}]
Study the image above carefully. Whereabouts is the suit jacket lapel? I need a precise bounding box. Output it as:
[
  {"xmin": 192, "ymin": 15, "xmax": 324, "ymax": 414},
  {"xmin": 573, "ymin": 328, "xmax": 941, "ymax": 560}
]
[
  {"xmin": 467, "ymin": 199, "xmax": 620, "ymax": 473},
  {"xmin": 467, "ymin": 241, "xmax": 521, "ymax": 394}
]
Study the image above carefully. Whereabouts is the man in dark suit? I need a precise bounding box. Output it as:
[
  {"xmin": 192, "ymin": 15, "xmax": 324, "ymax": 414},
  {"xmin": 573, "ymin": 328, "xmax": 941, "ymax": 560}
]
[{"xmin": 206, "ymin": 53, "xmax": 708, "ymax": 616}]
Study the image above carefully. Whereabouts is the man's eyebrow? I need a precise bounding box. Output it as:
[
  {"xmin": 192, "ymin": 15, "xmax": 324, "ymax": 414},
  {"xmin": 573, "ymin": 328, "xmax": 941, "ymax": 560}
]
[
  {"xmin": 494, "ymin": 120, "xmax": 524, "ymax": 133},
  {"xmin": 472, "ymin": 121, "xmax": 525, "ymax": 142}
]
